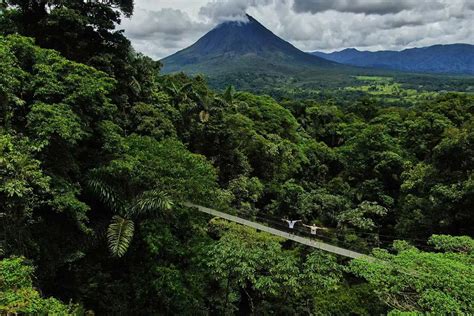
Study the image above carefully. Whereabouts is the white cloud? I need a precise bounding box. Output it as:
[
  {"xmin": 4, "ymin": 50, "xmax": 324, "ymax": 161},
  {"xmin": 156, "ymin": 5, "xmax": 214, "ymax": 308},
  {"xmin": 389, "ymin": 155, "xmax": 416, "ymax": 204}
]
[
  {"xmin": 121, "ymin": 5, "xmax": 210, "ymax": 58},
  {"xmin": 198, "ymin": 0, "xmax": 273, "ymax": 22},
  {"xmin": 123, "ymin": 8, "xmax": 208, "ymax": 40},
  {"xmin": 120, "ymin": 0, "xmax": 474, "ymax": 59}
]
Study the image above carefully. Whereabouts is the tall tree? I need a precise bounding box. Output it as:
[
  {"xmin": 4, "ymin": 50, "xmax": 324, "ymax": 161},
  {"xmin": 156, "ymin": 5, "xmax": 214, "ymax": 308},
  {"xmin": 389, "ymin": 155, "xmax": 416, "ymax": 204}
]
[{"xmin": 350, "ymin": 235, "xmax": 474, "ymax": 314}]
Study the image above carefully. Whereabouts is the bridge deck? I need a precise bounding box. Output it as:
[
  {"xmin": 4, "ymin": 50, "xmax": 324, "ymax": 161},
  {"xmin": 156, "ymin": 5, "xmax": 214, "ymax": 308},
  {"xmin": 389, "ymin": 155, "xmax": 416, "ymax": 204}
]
[{"xmin": 185, "ymin": 202, "xmax": 368, "ymax": 259}]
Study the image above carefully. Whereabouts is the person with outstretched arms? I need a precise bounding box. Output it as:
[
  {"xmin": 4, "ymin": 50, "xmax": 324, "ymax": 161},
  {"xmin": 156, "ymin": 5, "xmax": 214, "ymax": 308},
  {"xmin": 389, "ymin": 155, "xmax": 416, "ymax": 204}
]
[
  {"xmin": 303, "ymin": 224, "xmax": 328, "ymax": 235},
  {"xmin": 282, "ymin": 219, "xmax": 301, "ymax": 229}
]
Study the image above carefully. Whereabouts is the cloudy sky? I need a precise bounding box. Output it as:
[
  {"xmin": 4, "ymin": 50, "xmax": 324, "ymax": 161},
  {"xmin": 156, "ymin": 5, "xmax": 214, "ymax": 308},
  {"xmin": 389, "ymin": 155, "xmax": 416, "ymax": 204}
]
[{"xmin": 121, "ymin": 0, "xmax": 474, "ymax": 60}]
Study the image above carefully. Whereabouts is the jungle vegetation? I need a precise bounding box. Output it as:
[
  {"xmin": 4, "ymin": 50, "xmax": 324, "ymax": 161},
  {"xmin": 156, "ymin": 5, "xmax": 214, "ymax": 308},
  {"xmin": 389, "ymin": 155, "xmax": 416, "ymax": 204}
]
[{"xmin": 0, "ymin": 1, "xmax": 473, "ymax": 314}]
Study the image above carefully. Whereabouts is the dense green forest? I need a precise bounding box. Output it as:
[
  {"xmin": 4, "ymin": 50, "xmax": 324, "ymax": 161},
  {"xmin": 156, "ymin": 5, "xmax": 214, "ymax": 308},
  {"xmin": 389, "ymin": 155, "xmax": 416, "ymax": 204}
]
[{"xmin": 0, "ymin": 2, "xmax": 473, "ymax": 314}]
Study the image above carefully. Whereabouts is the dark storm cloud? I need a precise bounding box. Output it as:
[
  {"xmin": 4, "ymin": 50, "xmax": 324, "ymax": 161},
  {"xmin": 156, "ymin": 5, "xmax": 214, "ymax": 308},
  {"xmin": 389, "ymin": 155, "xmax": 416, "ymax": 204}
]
[
  {"xmin": 380, "ymin": 15, "xmax": 426, "ymax": 29},
  {"xmin": 292, "ymin": 0, "xmax": 416, "ymax": 15}
]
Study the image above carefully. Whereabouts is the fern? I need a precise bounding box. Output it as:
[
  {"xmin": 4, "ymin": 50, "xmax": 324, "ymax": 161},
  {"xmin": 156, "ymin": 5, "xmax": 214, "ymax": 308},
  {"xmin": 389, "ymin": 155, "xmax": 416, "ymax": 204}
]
[{"xmin": 107, "ymin": 215, "xmax": 134, "ymax": 257}]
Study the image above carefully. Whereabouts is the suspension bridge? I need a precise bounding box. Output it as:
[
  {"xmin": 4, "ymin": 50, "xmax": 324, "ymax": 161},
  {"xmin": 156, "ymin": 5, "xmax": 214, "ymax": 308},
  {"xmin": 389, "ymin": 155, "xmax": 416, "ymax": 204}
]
[{"xmin": 184, "ymin": 202, "xmax": 370, "ymax": 259}]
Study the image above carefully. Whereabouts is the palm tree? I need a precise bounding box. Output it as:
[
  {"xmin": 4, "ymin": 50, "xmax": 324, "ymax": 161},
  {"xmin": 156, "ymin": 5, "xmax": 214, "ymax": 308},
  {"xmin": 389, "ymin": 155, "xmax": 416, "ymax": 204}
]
[
  {"xmin": 198, "ymin": 97, "xmax": 212, "ymax": 123},
  {"xmin": 165, "ymin": 81, "xmax": 193, "ymax": 106},
  {"xmin": 215, "ymin": 85, "xmax": 248, "ymax": 112},
  {"xmin": 193, "ymin": 90, "xmax": 214, "ymax": 123},
  {"xmin": 222, "ymin": 85, "xmax": 235, "ymax": 105},
  {"xmin": 214, "ymin": 85, "xmax": 235, "ymax": 108},
  {"xmin": 87, "ymin": 173, "xmax": 173, "ymax": 257}
]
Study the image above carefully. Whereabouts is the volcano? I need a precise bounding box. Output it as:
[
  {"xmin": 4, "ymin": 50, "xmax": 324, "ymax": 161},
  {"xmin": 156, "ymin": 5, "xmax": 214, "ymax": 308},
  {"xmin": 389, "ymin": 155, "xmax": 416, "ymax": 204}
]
[{"xmin": 160, "ymin": 14, "xmax": 343, "ymax": 80}]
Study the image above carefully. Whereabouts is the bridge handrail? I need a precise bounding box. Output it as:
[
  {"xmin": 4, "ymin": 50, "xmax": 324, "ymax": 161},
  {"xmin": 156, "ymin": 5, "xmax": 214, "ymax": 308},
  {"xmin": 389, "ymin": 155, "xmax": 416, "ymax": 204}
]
[{"xmin": 185, "ymin": 202, "xmax": 372, "ymax": 260}]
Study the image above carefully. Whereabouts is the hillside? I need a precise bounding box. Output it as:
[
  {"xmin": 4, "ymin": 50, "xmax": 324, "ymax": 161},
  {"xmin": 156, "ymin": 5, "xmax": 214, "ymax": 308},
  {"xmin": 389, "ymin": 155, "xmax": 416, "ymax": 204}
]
[
  {"xmin": 1, "ymin": 2, "xmax": 474, "ymax": 315},
  {"xmin": 161, "ymin": 16, "xmax": 473, "ymax": 94},
  {"xmin": 160, "ymin": 14, "xmax": 355, "ymax": 87},
  {"xmin": 311, "ymin": 44, "xmax": 474, "ymax": 74},
  {"xmin": 162, "ymin": 15, "xmax": 336, "ymax": 71}
]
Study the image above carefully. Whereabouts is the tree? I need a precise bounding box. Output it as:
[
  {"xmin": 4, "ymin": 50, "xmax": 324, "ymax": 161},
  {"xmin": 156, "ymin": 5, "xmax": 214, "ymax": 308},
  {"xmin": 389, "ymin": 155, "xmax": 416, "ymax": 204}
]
[
  {"xmin": 0, "ymin": 132, "xmax": 50, "ymax": 255},
  {"xmin": 0, "ymin": 257, "xmax": 78, "ymax": 314},
  {"xmin": 205, "ymin": 219, "xmax": 342, "ymax": 314},
  {"xmin": 0, "ymin": 34, "xmax": 118, "ymax": 263},
  {"xmin": 403, "ymin": 112, "xmax": 453, "ymax": 160},
  {"xmin": 305, "ymin": 103, "xmax": 346, "ymax": 146},
  {"xmin": 339, "ymin": 124, "xmax": 406, "ymax": 207},
  {"xmin": 2, "ymin": 0, "xmax": 133, "ymax": 64},
  {"xmin": 1, "ymin": 0, "xmax": 164, "ymax": 126},
  {"xmin": 88, "ymin": 170, "xmax": 173, "ymax": 257},
  {"xmin": 350, "ymin": 235, "xmax": 474, "ymax": 314},
  {"xmin": 87, "ymin": 135, "xmax": 226, "ymax": 257},
  {"xmin": 227, "ymin": 175, "xmax": 264, "ymax": 216},
  {"xmin": 337, "ymin": 201, "xmax": 388, "ymax": 230},
  {"xmin": 398, "ymin": 120, "xmax": 474, "ymax": 237}
]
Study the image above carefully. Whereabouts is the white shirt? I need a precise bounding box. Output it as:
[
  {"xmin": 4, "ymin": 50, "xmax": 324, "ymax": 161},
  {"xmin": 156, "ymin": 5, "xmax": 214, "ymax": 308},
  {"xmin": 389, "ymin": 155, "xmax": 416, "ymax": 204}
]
[
  {"xmin": 284, "ymin": 220, "xmax": 300, "ymax": 229},
  {"xmin": 306, "ymin": 225, "xmax": 326, "ymax": 235}
]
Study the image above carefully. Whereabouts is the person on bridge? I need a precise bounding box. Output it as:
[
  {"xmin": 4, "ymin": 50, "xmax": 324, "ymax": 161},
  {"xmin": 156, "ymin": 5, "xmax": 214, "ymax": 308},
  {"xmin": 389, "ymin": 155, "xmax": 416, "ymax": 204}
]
[
  {"xmin": 282, "ymin": 219, "xmax": 301, "ymax": 229},
  {"xmin": 303, "ymin": 224, "xmax": 328, "ymax": 235}
]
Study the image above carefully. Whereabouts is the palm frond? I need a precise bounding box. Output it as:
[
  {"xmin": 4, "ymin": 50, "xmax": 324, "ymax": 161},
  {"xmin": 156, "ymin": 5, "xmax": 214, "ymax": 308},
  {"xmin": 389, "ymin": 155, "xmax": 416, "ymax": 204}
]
[
  {"xmin": 199, "ymin": 110, "xmax": 210, "ymax": 122},
  {"xmin": 179, "ymin": 82, "xmax": 193, "ymax": 93},
  {"xmin": 223, "ymin": 85, "xmax": 235, "ymax": 103},
  {"xmin": 87, "ymin": 173, "xmax": 124, "ymax": 212},
  {"xmin": 214, "ymin": 97, "xmax": 227, "ymax": 108},
  {"xmin": 107, "ymin": 215, "xmax": 134, "ymax": 257},
  {"xmin": 164, "ymin": 82, "xmax": 179, "ymax": 96},
  {"xmin": 129, "ymin": 76, "xmax": 142, "ymax": 96},
  {"xmin": 131, "ymin": 190, "xmax": 173, "ymax": 216}
]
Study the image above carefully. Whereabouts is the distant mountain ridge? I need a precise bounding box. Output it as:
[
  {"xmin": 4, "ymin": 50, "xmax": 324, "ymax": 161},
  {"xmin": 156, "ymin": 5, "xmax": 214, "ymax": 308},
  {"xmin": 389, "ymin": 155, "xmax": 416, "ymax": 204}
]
[
  {"xmin": 160, "ymin": 14, "xmax": 342, "ymax": 77},
  {"xmin": 160, "ymin": 14, "xmax": 473, "ymax": 91},
  {"xmin": 311, "ymin": 44, "xmax": 474, "ymax": 75}
]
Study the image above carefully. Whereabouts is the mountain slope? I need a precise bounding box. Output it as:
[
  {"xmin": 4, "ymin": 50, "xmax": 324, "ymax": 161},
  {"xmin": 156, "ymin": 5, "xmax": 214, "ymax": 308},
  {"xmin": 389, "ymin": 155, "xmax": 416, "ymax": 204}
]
[
  {"xmin": 161, "ymin": 14, "xmax": 341, "ymax": 77},
  {"xmin": 160, "ymin": 15, "xmax": 473, "ymax": 92},
  {"xmin": 311, "ymin": 44, "xmax": 474, "ymax": 74}
]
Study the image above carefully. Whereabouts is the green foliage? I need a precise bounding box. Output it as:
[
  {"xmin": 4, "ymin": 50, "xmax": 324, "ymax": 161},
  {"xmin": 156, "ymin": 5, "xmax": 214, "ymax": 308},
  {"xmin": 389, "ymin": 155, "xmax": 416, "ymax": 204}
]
[
  {"xmin": 107, "ymin": 215, "xmax": 135, "ymax": 257},
  {"xmin": 0, "ymin": 132, "xmax": 50, "ymax": 254},
  {"xmin": 314, "ymin": 284, "xmax": 386, "ymax": 315},
  {"xmin": 2, "ymin": 0, "xmax": 133, "ymax": 63},
  {"xmin": 97, "ymin": 135, "xmax": 223, "ymax": 204},
  {"xmin": 0, "ymin": 132, "xmax": 48, "ymax": 200},
  {"xmin": 87, "ymin": 135, "xmax": 225, "ymax": 257},
  {"xmin": 0, "ymin": 5, "xmax": 473, "ymax": 315},
  {"xmin": 428, "ymin": 234, "xmax": 474, "ymax": 254},
  {"xmin": 0, "ymin": 34, "xmax": 115, "ymax": 144},
  {"xmin": 205, "ymin": 219, "xmax": 343, "ymax": 314},
  {"xmin": 350, "ymin": 235, "xmax": 474, "ymax": 314},
  {"xmin": 228, "ymin": 176, "xmax": 263, "ymax": 202},
  {"xmin": 27, "ymin": 102, "xmax": 87, "ymax": 145},
  {"xmin": 131, "ymin": 102, "xmax": 177, "ymax": 140},
  {"xmin": 0, "ymin": 257, "xmax": 76, "ymax": 314},
  {"xmin": 132, "ymin": 190, "xmax": 174, "ymax": 216},
  {"xmin": 304, "ymin": 103, "xmax": 345, "ymax": 146},
  {"xmin": 234, "ymin": 92, "xmax": 300, "ymax": 141},
  {"xmin": 337, "ymin": 201, "xmax": 388, "ymax": 230}
]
